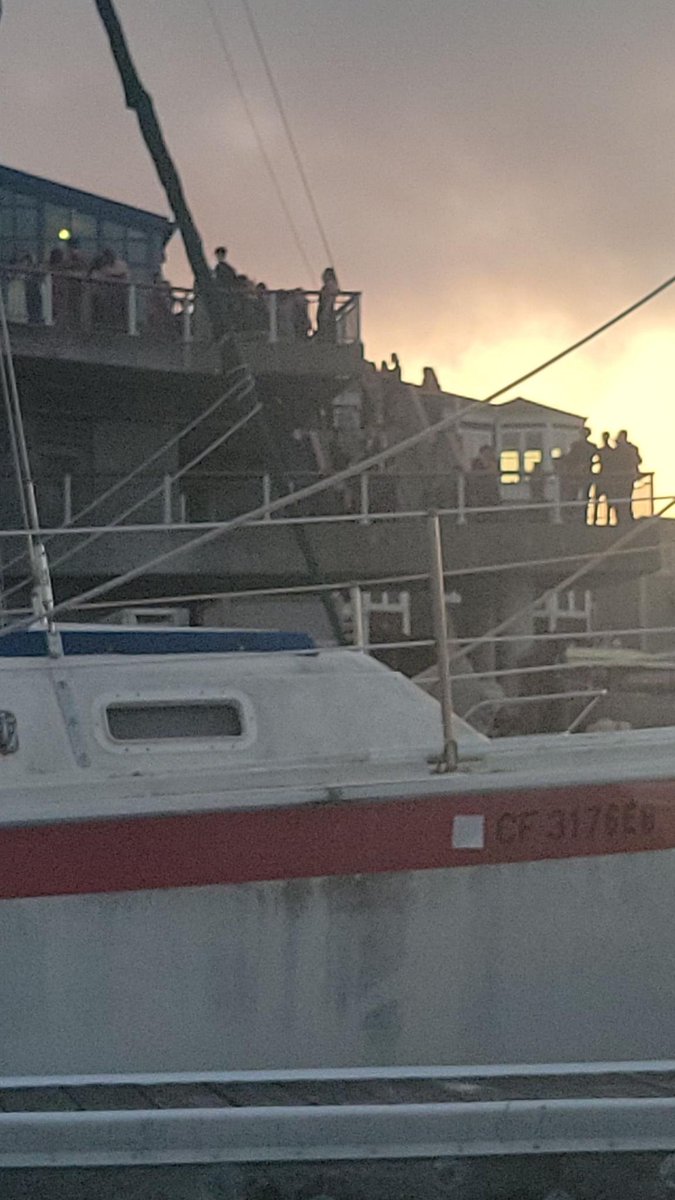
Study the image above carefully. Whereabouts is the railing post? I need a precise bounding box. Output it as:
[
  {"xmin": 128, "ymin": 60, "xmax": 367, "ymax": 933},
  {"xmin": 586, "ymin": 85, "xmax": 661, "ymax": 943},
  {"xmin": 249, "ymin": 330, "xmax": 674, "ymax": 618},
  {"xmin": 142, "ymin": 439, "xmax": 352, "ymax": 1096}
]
[
  {"xmin": 551, "ymin": 473, "xmax": 562, "ymax": 524},
  {"xmin": 127, "ymin": 284, "xmax": 138, "ymax": 336},
  {"xmin": 42, "ymin": 273, "xmax": 54, "ymax": 326},
  {"xmin": 268, "ymin": 292, "xmax": 278, "ymax": 343},
  {"xmin": 162, "ymin": 474, "xmax": 172, "ymax": 525},
  {"xmin": 262, "ymin": 472, "xmax": 272, "ymax": 519},
  {"xmin": 179, "ymin": 492, "xmax": 187, "ymax": 524},
  {"xmin": 181, "ymin": 295, "xmax": 192, "ymax": 344},
  {"xmin": 427, "ymin": 511, "xmax": 458, "ymax": 773},
  {"xmin": 63, "ymin": 473, "xmax": 72, "ymax": 526},
  {"xmin": 457, "ymin": 472, "xmax": 467, "ymax": 525},
  {"xmin": 359, "ymin": 471, "xmax": 370, "ymax": 524},
  {"xmin": 354, "ymin": 293, "xmax": 361, "ymax": 344},
  {"xmin": 349, "ymin": 585, "xmax": 367, "ymax": 650}
]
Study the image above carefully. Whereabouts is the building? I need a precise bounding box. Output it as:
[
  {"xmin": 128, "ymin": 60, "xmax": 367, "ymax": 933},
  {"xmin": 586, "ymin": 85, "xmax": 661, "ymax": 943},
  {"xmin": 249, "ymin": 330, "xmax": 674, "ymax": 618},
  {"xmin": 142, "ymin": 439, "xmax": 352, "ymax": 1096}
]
[{"xmin": 0, "ymin": 163, "xmax": 173, "ymax": 280}]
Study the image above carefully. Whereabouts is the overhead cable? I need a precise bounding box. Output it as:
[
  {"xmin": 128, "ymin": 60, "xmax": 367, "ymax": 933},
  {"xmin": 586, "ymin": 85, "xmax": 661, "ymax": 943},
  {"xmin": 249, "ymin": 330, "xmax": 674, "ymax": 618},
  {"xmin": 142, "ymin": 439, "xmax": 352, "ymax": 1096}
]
[
  {"xmin": 239, "ymin": 0, "xmax": 336, "ymax": 268},
  {"xmin": 203, "ymin": 0, "xmax": 317, "ymax": 282}
]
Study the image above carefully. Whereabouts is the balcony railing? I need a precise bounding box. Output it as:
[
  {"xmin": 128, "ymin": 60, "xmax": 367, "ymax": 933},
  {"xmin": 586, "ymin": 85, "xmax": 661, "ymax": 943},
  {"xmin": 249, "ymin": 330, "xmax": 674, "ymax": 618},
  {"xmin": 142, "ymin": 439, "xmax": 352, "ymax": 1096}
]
[
  {"xmin": 0, "ymin": 264, "xmax": 361, "ymax": 347},
  {"xmin": 16, "ymin": 468, "xmax": 656, "ymax": 533}
]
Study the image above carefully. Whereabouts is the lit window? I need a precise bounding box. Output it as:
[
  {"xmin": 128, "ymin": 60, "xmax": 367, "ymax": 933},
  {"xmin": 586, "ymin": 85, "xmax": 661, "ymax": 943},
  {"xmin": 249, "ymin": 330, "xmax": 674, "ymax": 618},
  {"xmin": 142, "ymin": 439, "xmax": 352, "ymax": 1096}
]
[
  {"xmin": 107, "ymin": 701, "xmax": 243, "ymax": 742},
  {"xmin": 499, "ymin": 449, "xmax": 520, "ymax": 484},
  {"xmin": 523, "ymin": 449, "xmax": 543, "ymax": 473}
]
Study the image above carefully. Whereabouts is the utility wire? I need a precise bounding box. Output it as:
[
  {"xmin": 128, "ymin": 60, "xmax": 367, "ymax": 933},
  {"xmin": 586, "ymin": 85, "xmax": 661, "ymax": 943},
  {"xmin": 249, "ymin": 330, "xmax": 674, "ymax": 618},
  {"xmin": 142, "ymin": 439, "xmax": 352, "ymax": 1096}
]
[
  {"xmin": 239, "ymin": 0, "xmax": 336, "ymax": 268},
  {"xmin": 203, "ymin": 0, "xmax": 317, "ymax": 282}
]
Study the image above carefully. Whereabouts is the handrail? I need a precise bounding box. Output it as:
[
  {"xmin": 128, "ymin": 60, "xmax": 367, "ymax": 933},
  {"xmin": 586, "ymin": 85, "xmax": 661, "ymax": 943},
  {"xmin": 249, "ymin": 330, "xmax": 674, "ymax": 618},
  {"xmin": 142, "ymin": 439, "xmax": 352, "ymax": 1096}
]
[
  {"xmin": 463, "ymin": 688, "xmax": 608, "ymax": 734},
  {"xmin": 17, "ymin": 470, "xmax": 658, "ymax": 531},
  {"xmin": 0, "ymin": 263, "xmax": 362, "ymax": 347}
]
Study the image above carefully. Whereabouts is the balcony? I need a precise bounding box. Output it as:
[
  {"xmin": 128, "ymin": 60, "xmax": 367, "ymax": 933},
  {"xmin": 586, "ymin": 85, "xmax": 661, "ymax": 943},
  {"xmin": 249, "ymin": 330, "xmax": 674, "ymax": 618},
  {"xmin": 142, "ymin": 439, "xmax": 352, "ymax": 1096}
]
[{"xmin": 0, "ymin": 264, "xmax": 362, "ymax": 378}]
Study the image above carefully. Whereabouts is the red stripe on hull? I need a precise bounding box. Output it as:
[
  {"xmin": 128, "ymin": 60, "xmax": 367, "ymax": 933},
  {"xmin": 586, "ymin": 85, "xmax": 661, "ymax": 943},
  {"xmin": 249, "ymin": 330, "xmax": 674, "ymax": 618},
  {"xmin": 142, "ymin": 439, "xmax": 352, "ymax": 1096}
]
[{"xmin": 1, "ymin": 780, "xmax": 674, "ymax": 900}]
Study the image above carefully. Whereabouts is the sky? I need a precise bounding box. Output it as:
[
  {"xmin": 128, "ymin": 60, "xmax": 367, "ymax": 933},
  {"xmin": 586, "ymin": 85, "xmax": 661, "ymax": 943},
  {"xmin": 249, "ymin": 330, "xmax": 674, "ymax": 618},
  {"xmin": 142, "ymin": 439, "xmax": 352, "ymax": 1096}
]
[{"xmin": 2, "ymin": 0, "xmax": 675, "ymax": 493}]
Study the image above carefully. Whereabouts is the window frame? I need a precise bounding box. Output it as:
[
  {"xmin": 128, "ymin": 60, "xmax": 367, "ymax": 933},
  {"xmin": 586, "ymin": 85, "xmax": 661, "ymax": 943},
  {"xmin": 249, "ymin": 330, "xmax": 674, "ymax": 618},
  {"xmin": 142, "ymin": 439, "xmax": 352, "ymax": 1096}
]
[{"xmin": 95, "ymin": 688, "xmax": 255, "ymax": 755}]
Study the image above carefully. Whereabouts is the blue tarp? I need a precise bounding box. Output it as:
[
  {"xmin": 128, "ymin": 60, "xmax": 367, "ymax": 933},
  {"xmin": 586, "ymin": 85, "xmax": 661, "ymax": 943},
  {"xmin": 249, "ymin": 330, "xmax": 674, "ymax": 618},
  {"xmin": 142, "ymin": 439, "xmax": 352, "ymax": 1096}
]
[{"xmin": 0, "ymin": 627, "xmax": 315, "ymax": 658}]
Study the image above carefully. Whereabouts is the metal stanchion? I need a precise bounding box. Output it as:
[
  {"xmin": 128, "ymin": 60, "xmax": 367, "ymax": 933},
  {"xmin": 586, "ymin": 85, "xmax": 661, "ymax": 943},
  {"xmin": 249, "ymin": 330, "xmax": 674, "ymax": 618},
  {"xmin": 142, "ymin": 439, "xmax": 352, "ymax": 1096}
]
[{"xmin": 426, "ymin": 511, "xmax": 458, "ymax": 772}]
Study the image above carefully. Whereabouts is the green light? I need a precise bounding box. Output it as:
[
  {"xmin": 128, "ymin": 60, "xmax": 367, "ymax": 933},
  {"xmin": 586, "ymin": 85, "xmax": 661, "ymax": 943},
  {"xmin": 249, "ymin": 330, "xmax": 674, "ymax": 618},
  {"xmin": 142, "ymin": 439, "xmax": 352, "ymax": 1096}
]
[{"xmin": 58, "ymin": 228, "xmax": 72, "ymax": 242}]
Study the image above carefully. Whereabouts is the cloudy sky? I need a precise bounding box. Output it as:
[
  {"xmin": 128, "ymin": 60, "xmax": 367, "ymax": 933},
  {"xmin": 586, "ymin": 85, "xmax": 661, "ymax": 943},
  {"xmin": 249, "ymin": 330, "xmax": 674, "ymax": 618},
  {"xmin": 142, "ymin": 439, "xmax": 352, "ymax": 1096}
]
[{"xmin": 2, "ymin": 0, "xmax": 675, "ymax": 491}]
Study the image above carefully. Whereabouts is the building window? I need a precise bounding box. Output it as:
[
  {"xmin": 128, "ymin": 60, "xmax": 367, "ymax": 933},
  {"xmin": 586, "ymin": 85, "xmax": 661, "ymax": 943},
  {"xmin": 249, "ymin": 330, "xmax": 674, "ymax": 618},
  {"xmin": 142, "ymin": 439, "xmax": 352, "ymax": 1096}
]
[
  {"xmin": 523, "ymin": 449, "xmax": 543, "ymax": 473},
  {"xmin": 106, "ymin": 700, "xmax": 243, "ymax": 742},
  {"xmin": 499, "ymin": 449, "xmax": 520, "ymax": 484}
]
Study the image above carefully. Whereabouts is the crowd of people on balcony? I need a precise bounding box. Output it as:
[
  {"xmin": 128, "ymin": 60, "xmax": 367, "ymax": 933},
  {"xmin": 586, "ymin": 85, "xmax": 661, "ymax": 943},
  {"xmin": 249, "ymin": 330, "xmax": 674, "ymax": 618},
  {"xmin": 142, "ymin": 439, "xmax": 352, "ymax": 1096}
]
[
  {"xmin": 210, "ymin": 247, "xmax": 340, "ymax": 341},
  {"xmin": 2, "ymin": 239, "xmax": 135, "ymax": 331},
  {"xmin": 1, "ymin": 241, "xmax": 345, "ymax": 345},
  {"xmin": 556, "ymin": 427, "xmax": 643, "ymax": 524}
]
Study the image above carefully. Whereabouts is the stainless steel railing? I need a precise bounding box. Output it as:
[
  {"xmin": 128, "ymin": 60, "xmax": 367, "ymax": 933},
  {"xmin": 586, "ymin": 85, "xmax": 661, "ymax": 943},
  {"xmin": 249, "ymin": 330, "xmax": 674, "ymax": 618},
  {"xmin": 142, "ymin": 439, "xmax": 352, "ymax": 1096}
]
[{"xmin": 0, "ymin": 264, "xmax": 362, "ymax": 346}]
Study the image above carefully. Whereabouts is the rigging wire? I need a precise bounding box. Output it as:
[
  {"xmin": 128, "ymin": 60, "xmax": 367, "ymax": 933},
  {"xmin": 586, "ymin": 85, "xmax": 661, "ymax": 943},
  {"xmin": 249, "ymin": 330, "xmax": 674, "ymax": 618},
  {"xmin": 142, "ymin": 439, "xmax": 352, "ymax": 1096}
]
[
  {"xmin": 1, "ymin": 367, "xmax": 254, "ymax": 602},
  {"xmin": 239, "ymin": 0, "xmax": 336, "ymax": 268},
  {"xmin": 3, "ymin": 383, "xmax": 258, "ymax": 604},
  {"xmin": 1, "ymin": 363, "xmax": 251, "ymax": 579},
  {"xmin": 0, "ymin": 540, "xmax": 652, "ymax": 619},
  {"xmin": 3, "ymin": 262, "xmax": 675, "ymax": 636},
  {"xmin": 203, "ymin": 0, "xmax": 317, "ymax": 282}
]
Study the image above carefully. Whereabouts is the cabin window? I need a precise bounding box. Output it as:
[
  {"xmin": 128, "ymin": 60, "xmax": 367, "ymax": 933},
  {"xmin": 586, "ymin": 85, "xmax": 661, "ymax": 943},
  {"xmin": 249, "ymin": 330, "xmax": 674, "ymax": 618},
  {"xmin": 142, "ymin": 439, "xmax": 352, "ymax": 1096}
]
[{"xmin": 106, "ymin": 700, "xmax": 242, "ymax": 742}]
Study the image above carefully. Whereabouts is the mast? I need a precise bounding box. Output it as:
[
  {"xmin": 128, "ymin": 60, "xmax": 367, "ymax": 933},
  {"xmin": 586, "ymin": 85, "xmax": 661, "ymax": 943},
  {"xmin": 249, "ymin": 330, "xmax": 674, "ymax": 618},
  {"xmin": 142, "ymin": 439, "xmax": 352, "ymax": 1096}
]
[
  {"xmin": 0, "ymin": 288, "xmax": 56, "ymax": 642},
  {"xmin": 94, "ymin": 0, "xmax": 345, "ymax": 643}
]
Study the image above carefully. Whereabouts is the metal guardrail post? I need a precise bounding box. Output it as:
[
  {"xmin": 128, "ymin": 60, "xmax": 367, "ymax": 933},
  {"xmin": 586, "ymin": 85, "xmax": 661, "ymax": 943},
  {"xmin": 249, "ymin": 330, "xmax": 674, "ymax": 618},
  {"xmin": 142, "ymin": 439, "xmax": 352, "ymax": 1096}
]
[
  {"xmin": 181, "ymin": 298, "xmax": 192, "ymax": 344},
  {"xmin": 262, "ymin": 473, "xmax": 272, "ymax": 519},
  {"xmin": 359, "ymin": 471, "xmax": 370, "ymax": 524},
  {"xmin": 63, "ymin": 473, "xmax": 72, "ymax": 526},
  {"xmin": 268, "ymin": 292, "xmax": 278, "ymax": 343},
  {"xmin": 349, "ymin": 585, "xmax": 366, "ymax": 650},
  {"xmin": 552, "ymin": 473, "xmax": 562, "ymax": 524},
  {"xmin": 162, "ymin": 474, "xmax": 172, "ymax": 525},
  {"xmin": 127, "ymin": 284, "xmax": 138, "ymax": 336},
  {"xmin": 427, "ymin": 511, "xmax": 458, "ymax": 772},
  {"xmin": 41, "ymin": 273, "xmax": 54, "ymax": 327},
  {"xmin": 457, "ymin": 472, "xmax": 467, "ymax": 525}
]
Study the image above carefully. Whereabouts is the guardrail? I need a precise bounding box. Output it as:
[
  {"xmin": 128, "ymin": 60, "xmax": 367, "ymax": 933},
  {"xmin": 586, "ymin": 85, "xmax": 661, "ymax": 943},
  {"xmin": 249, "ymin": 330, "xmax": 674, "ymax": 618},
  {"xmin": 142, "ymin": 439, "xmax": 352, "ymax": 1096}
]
[
  {"xmin": 0, "ymin": 264, "xmax": 361, "ymax": 346},
  {"xmin": 0, "ymin": 467, "xmax": 654, "ymax": 533},
  {"xmin": 26, "ymin": 467, "xmax": 654, "ymax": 529}
]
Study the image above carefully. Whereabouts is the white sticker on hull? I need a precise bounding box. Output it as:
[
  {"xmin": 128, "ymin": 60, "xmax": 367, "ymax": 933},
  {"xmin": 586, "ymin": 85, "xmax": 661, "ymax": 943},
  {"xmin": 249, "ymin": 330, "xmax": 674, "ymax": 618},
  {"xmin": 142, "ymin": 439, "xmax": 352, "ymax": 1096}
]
[{"xmin": 452, "ymin": 814, "xmax": 485, "ymax": 850}]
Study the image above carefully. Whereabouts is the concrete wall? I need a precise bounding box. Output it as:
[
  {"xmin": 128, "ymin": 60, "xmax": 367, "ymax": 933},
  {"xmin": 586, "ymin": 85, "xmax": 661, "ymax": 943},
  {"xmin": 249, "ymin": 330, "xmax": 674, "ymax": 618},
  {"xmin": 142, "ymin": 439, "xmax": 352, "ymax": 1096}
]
[{"xmin": 2, "ymin": 850, "xmax": 675, "ymax": 1076}]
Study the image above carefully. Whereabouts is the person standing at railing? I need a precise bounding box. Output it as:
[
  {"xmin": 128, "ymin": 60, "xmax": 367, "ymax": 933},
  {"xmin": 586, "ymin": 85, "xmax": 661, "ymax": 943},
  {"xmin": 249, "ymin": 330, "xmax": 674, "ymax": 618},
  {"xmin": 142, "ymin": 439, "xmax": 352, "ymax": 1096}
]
[
  {"xmin": 558, "ymin": 427, "xmax": 596, "ymax": 522},
  {"xmin": 63, "ymin": 237, "xmax": 89, "ymax": 330},
  {"xmin": 291, "ymin": 287, "xmax": 311, "ymax": 339},
  {"xmin": 612, "ymin": 429, "xmax": 642, "ymax": 524},
  {"xmin": 316, "ymin": 267, "xmax": 339, "ymax": 341},
  {"xmin": 6, "ymin": 254, "xmax": 28, "ymax": 323},
  {"xmin": 48, "ymin": 248, "xmax": 66, "ymax": 326},
  {"xmin": 467, "ymin": 445, "xmax": 501, "ymax": 520},
  {"xmin": 211, "ymin": 245, "xmax": 238, "ymax": 330},
  {"xmin": 594, "ymin": 431, "xmax": 618, "ymax": 525}
]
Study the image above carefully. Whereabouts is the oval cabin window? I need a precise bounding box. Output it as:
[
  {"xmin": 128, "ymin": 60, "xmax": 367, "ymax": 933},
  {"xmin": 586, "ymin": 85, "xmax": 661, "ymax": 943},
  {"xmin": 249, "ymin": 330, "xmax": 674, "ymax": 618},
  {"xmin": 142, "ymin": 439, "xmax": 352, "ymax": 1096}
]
[{"xmin": 106, "ymin": 701, "xmax": 242, "ymax": 742}]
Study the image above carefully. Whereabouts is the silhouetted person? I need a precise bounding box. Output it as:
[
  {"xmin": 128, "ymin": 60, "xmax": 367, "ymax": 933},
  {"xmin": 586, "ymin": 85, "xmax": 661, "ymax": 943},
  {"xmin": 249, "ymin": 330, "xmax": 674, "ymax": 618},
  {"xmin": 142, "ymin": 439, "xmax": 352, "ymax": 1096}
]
[
  {"xmin": 595, "ymin": 430, "xmax": 618, "ymax": 524},
  {"xmin": 316, "ymin": 266, "xmax": 339, "ymax": 340},
  {"xmin": 613, "ymin": 428, "xmax": 642, "ymax": 523},
  {"xmin": 468, "ymin": 444, "xmax": 500, "ymax": 518},
  {"xmin": 291, "ymin": 287, "xmax": 310, "ymax": 339},
  {"xmin": 559, "ymin": 427, "xmax": 596, "ymax": 522},
  {"xmin": 213, "ymin": 245, "xmax": 237, "ymax": 289}
]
